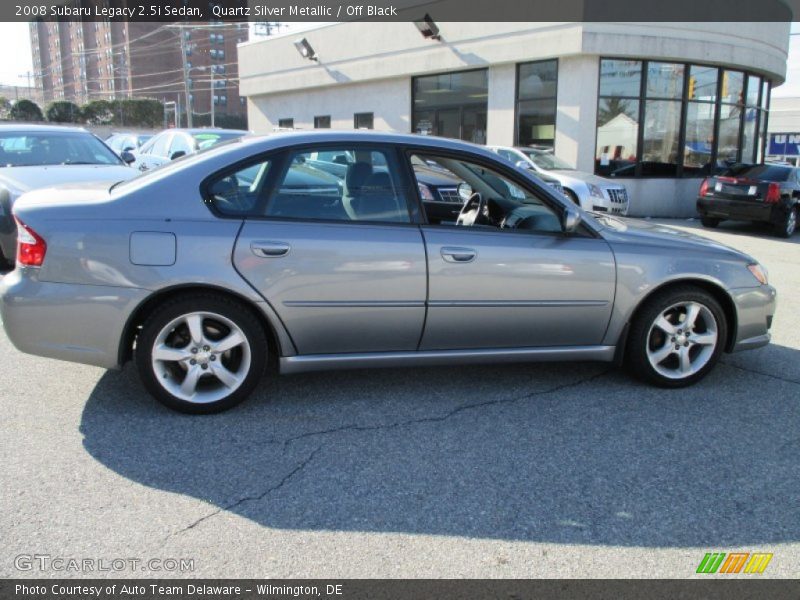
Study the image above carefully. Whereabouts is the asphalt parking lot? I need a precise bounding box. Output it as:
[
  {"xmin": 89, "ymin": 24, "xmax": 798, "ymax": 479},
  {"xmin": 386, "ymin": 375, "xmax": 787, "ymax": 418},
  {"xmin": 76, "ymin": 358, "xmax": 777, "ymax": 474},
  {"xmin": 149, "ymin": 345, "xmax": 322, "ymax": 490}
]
[{"xmin": 1, "ymin": 218, "xmax": 798, "ymax": 579}]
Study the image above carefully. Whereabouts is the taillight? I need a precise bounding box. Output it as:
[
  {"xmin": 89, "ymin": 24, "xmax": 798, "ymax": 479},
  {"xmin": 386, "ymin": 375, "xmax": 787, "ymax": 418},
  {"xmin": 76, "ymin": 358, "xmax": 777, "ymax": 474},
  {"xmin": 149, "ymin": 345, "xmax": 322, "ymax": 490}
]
[
  {"xmin": 15, "ymin": 217, "xmax": 47, "ymax": 267},
  {"xmin": 699, "ymin": 178, "xmax": 711, "ymax": 196},
  {"xmin": 765, "ymin": 183, "xmax": 781, "ymax": 204}
]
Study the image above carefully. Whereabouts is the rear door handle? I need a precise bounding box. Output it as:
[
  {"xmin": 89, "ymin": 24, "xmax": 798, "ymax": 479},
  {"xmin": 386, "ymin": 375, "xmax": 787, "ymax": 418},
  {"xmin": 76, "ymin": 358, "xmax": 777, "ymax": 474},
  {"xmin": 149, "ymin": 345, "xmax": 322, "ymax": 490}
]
[
  {"xmin": 441, "ymin": 246, "xmax": 477, "ymax": 263},
  {"xmin": 251, "ymin": 241, "xmax": 291, "ymax": 258}
]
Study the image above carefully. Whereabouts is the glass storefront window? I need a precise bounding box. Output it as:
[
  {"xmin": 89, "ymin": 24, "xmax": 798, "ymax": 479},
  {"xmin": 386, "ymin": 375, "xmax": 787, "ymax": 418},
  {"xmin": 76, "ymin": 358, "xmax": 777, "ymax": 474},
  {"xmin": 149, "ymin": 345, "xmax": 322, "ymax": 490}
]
[
  {"xmin": 599, "ymin": 59, "xmax": 642, "ymax": 98},
  {"xmin": 642, "ymin": 100, "xmax": 682, "ymax": 176},
  {"xmin": 412, "ymin": 69, "xmax": 488, "ymax": 142},
  {"xmin": 517, "ymin": 60, "xmax": 557, "ymax": 148},
  {"xmin": 684, "ymin": 101, "xmax": 716, "ymax": 175},
  {"xmin": 646, "ymin": 62, "xmax": 684, "ymax": 99},
  {"xmin": 595, "ymin": 98, "xmax": 639, "ymax": 176},
  {"xmin": 596, "ymin": 59, "xmax": 771, "ymax": 177}
]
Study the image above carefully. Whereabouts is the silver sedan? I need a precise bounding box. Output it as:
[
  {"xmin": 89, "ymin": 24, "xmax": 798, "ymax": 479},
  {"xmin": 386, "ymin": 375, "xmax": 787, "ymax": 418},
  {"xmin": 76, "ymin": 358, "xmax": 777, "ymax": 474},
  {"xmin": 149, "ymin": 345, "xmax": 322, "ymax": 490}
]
[{"xmin": 0, "ymin": 131, "xmax": 776, "ymax": 413}]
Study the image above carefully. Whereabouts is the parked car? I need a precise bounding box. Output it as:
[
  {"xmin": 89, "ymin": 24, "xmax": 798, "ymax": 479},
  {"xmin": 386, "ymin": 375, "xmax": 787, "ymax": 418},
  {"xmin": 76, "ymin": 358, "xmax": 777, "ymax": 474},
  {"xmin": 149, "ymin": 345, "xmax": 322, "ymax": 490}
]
[
  {"xmin": 697, "ymin": 163, "xmax": 799, "ymax": 238},
  {"xmin": 489, "ymin": 145, "xmax": 630, "ymax": 215},
  {"xmin": 126, "ymin": 128, "xmax": 248, "ymax": 172},
  {"xmin": 0, "ymin": 124, "xmax": 138, "ymax": 267},
  {"xmin": 1, "ymin": 131, "xmax": 775, "ymax": 414},
  {"xmin": 105, "ymin": 132, "xmax": 153, "ymax": 157}
]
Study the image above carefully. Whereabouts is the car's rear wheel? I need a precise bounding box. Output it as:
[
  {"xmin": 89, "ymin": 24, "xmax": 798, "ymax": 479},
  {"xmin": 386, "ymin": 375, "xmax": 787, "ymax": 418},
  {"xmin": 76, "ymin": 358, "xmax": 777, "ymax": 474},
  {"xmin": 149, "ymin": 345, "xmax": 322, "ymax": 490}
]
[
  {"xmin": 627, "ymin": 286, "xmax": 726, "ymax": 388},
  {"xmin": 135, "ymin": 294, "xmax": 267, "ymax": 414},
  {"xmin": 774, "ymin": 207, "xmax": 797, "ymax": 238},
  {"xmin": 700, "ymin": 216, "xmax": 720, "ymax": 228}
]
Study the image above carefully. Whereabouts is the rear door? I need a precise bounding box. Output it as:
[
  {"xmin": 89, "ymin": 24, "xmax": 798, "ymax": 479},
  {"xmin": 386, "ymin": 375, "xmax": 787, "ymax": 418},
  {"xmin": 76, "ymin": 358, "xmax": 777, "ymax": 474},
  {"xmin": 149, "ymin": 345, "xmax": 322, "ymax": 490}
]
[{"xmin": 229, "ymin": 144, "xmax": 427, "ymax": 355}]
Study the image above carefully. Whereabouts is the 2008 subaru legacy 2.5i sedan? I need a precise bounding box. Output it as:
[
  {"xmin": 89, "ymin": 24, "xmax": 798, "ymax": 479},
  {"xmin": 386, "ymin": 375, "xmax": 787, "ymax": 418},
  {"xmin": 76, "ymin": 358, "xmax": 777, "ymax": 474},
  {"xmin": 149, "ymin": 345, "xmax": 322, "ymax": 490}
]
[{"xmin": 0, "ymin": 131, "xmax": 777, "ymax": 413}]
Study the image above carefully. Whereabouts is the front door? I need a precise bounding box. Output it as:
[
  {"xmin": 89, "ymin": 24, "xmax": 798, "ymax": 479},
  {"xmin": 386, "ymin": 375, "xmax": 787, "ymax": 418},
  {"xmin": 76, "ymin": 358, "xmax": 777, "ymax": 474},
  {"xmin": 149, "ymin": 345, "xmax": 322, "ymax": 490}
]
[{"xmin": 407, "ymin": 150, "xmax": 616, "ymax": 350}]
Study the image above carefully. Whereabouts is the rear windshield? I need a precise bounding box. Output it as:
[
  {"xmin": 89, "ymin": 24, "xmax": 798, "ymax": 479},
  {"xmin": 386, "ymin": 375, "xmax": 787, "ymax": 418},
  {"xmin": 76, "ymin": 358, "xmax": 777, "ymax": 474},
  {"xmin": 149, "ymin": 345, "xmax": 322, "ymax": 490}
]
[
  {"xmin": 0, "ymin": 131, "xmax": 123, "ymax": 167},
  {"xmin": 192, "ymin": 132, "xmax": 245, "ymax": 150},
  {"xmin": 726, "ymin": 164, "xmax": 793, "ymax": 182}
]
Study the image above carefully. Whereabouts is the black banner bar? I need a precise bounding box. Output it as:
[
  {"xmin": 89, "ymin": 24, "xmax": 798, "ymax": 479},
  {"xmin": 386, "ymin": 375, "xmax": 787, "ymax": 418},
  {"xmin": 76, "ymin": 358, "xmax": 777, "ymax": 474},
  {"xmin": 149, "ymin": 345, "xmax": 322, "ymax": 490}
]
[
  {"xmin": 3, "ymin": 580, "xmax": 800, "ymax": 600},
  {"xmin": 4, "ymin": 0, "xmax": 800, "ymax": 22}
]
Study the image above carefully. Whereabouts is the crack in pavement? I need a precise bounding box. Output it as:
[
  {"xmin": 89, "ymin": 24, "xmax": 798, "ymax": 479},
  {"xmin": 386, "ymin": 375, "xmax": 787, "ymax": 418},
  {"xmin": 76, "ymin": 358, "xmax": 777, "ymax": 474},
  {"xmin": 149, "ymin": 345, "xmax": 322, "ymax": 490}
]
[
  {"xmin": 720, "ymin": 360, "xmax": 800, "ymax": 386},
  {"xmin": 276, "ymin": 369, "xmax": 612, "ymax": 448},
  {"xmin": 164, "ymin": 445, "xmax": 322, "ymax": 540}
]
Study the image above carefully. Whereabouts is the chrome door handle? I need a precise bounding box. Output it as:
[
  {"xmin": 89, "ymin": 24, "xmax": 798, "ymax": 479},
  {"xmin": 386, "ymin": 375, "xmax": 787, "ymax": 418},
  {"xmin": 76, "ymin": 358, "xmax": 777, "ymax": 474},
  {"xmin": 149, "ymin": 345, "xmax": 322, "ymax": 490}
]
[
  {"xmin": 441, "ymin": 247, "xmax": 477, "ymax": 263},
  {"xmin": 251, "ymin": 241, "xmax": 291, "ymax": 258}
]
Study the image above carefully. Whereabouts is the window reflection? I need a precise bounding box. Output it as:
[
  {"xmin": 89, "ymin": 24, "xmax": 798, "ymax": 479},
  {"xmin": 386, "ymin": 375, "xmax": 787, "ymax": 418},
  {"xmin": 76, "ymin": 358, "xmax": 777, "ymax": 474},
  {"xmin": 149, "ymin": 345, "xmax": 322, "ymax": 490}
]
[{"xmin": 517, "ymin": 60, "xmax": 558, "ymax": 148}]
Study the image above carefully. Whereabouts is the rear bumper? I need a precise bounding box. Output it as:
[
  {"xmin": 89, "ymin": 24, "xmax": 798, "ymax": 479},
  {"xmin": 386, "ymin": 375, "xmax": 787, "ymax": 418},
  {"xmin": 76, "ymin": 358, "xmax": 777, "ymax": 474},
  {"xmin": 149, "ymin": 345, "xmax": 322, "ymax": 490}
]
[
  {"xmin": 697, "ymin": 196, "xmax": 783, "ymax": 224},
  {"xmin": 729, "ymin": 285, "xmax": 777, "ymax": 353},
  {"xmin": 0, "ymin": 269, "xmax": 148, "ymax": 369}
]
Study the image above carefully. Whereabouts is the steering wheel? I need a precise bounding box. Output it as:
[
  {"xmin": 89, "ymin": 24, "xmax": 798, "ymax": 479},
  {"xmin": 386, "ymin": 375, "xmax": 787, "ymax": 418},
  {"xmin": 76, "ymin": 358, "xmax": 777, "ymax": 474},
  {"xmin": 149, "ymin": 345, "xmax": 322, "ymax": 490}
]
[{"xmin": 456, "ymin": 192, "xmax": 485, "ymax": 226}]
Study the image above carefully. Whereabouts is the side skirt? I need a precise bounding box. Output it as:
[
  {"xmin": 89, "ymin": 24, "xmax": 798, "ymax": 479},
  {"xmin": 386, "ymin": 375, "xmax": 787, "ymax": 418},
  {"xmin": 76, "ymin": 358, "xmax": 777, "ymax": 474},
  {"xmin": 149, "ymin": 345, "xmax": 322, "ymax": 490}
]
[{"xmin": 279, "ymin": 345, "xmax": 616, "ymax": 375}]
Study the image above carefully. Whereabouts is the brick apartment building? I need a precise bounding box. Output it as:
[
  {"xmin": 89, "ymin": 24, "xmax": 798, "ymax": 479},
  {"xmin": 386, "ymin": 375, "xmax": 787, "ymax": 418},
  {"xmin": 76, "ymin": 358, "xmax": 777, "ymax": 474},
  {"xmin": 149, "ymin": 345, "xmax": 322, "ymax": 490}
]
[{"xmin": 30, "ymin": 18, "xmax": 248, "ymax": 124}]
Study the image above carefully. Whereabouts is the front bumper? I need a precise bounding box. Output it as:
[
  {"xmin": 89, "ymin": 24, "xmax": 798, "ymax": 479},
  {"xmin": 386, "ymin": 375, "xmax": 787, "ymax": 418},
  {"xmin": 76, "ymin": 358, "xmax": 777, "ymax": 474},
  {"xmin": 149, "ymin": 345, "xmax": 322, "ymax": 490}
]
[
  {"xmin": 0, "ymin": 269, "xmax": 148, "ymax": 369},
  {"xmin": 592, "ymin": 187, "xmax": 629, "ymax": 216},
  {"xmin": 729, "ymin": 284, "xmax": 777, "ymax": 353}
]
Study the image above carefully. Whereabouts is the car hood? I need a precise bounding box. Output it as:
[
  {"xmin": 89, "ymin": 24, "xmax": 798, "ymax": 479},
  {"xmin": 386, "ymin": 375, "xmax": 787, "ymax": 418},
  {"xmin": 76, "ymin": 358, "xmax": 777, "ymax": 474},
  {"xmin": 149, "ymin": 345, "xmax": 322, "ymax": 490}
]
[
  {"xmin": 596, "ymin": 215, "xmax": 754, "ymax": 260},
  {"xmin": 549, "ymin": 169, "xmax": 620, "ymax": 187},
  {"xmin": 0, "ymin": 165, "xmax": 138, "ymax": 195}
]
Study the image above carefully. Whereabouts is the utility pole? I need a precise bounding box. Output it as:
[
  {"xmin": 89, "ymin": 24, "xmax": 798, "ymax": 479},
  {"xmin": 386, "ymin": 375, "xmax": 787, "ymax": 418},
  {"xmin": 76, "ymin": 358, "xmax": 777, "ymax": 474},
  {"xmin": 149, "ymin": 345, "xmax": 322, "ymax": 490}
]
[
  {"xmin": 210, "ymin": 65, "xmax": 215, "ymax": 127},
  {"xmin": 179, "ymin": 30, "xmax": 192, "ymax": 128}
]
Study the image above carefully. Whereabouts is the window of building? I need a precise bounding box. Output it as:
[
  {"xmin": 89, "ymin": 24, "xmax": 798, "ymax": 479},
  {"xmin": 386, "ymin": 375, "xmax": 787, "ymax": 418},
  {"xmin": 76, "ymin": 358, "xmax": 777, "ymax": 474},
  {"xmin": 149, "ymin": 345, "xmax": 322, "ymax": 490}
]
[
  {"xmin": 516, "ymin": 60, "xmax": 557, "ymax": 148},
  {"xmin": 278, "ymin": 118, "xmax": 294, "ymax": 129},
  {"xmin": 412, "ymin": 69, "xmax": 488, "ymax": 143},
  {"xmin": 596, "ymin": 58, "xmax": 771, "ymax": 178},
  {"xmin": 354, "ymin": 112, "xmax": 374, "ymax": 129},
  {"xmin": 314, "ymin": 115, "xmax": 331, "ymax": 129}
]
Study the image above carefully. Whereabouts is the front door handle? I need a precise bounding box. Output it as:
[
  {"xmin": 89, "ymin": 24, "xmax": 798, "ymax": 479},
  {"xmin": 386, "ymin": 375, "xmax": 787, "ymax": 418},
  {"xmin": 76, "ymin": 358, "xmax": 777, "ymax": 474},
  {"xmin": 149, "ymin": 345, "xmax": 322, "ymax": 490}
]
[
  {"xmin": 441, "ymin": 246, "xmax": 477, "ymax": 263},
  {"xmin": 251, "ymin": 241, "xmax": 291, "ymax": 258}
]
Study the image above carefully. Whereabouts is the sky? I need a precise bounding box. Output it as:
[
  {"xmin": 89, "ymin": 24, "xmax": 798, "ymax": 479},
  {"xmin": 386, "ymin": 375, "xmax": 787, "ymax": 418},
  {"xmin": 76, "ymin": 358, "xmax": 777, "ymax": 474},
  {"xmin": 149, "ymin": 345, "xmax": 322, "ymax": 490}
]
[{"xmin": 1, "ymin": 21, "xmax": 800, "ymax": 96}]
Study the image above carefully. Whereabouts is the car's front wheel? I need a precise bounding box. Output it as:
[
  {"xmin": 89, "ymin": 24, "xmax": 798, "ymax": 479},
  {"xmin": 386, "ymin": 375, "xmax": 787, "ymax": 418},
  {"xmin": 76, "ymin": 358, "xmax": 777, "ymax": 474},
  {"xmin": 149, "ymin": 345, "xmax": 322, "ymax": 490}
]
[
  {"xmin": 627, "ymin": 286, "xmax": 727, "ymax": 387},
  {"xmin": 135, "ymin": 294, "xmax": 268, "ymax": 413},
  {"xmin": 774, "ymin": 207, "xmax": 797, "ymax": 238}
]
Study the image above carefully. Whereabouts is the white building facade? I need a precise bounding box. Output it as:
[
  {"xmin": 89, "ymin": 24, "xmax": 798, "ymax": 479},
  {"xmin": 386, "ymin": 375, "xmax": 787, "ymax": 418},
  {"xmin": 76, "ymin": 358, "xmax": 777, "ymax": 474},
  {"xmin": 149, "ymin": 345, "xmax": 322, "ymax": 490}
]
[{"xmin": 239, "ymin": 22, "xmax": 790, "ymax": 216}]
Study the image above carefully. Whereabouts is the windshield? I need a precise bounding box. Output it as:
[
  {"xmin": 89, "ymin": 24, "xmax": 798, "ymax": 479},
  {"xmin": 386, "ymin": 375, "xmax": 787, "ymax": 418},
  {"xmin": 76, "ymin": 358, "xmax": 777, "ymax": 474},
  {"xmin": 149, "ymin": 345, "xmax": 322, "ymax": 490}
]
[
  {"xmin": 0, "ymin": 131, "xmax": 123, "ymax": 167},
  {"xmin": 726, "ymin": 164, "xmax": 792, "ymax": 182},
  {"xmin": 523, "ymin": 149, "xmax": 574, "ymax": 170}
]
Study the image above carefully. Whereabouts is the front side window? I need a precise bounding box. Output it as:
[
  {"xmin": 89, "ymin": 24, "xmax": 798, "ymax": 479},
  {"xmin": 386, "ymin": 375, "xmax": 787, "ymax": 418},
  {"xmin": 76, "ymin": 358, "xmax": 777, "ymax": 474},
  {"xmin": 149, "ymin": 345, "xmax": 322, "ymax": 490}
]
[
  {"xmin": 410, "ymin": 152, "xmax": 563, "ymax": 234},
  {"xmin": 266, "ymin": 146, "xmax": 410, "ymax": 223}
]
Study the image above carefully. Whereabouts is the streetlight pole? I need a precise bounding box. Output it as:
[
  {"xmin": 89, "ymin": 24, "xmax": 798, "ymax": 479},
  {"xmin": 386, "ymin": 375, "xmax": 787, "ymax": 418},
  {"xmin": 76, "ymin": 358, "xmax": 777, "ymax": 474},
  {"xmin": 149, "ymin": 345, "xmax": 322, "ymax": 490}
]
[
  {"xmin": 179, "ymin": 32, "xmax": 192, "ymax": 128},
  {"xmin": 210, "ymin": 65, "xmax": 215, "ymax": 128}
]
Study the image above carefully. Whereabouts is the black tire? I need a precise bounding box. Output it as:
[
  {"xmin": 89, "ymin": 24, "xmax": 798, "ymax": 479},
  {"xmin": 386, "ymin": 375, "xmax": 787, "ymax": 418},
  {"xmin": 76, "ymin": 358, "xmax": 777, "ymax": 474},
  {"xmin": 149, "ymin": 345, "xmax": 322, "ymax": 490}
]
[
  {"xmin": 626, "ymin": 285, "xmax": 727, "ymax": 388},
  {"xmin": 700, "ymin": 216, "xmax": 720, "ymax": 228},
  {"xmin": 135, "ymin": 293, "xmax": 268, "ymax": 414},
  {"xmin": 774, "ymin": 207, "xmax": 797, "ymax": 238}
]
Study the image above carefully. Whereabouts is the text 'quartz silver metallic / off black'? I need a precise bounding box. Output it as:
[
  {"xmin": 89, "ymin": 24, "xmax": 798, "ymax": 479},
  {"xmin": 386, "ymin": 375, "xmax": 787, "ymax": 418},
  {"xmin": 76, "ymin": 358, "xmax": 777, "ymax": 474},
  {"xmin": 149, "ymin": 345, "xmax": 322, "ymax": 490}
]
[{"xmin": 0, "ymin": 131, "xmax": 776, "ymax": 413}]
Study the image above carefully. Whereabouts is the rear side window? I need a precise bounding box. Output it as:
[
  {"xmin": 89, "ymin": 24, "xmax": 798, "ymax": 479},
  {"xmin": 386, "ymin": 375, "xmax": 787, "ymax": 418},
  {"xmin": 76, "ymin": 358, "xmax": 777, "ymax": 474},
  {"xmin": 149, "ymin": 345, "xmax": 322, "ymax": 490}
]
[
  {"xmin": 206, "ymin": 158, "xmax": 273, "ymax": 215},
  {"xmin": 265, "ymin": 146, "xmax": 411, "ymax": 223}
]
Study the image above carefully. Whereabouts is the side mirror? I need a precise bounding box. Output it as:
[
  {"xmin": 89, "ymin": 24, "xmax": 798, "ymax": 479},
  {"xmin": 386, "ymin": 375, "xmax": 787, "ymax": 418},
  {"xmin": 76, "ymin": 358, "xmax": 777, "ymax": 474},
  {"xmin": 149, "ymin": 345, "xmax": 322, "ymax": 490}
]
[
  {"xmin": 562, "ymin": 205, "xmax": 582, "ymax": 233},
  {"xmin": 457, "ymin": 182, "xmax": 473, "ymax": 202},
  {"xmin": 120, "ymin": 150, "xmax": 136, "ymax": 164},
  {"xmin": 515, "ymin": 160, "xmax": 533, "ymax": 170},
  {"xmin": 170, "ymin": 151, "xmax": 186, "ymax": 161}
]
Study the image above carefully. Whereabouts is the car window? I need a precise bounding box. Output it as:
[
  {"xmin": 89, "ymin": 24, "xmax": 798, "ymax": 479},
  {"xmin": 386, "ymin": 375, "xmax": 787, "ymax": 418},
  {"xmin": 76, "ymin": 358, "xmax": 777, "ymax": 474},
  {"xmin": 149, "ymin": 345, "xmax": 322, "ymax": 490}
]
[
  {"xmin": 497, "ymin": 149, "xmax": 516, "ymax": 163},
  {"xmin": 410, "ymin": 152, "xmax": 563, "ymax": 234},
  {"xmin": 169, "ymin": 134, "xmax": 193, "ymax": 158},
  {"xmin": 0, "ymin": 132, "xmax": 123, "ymax": 167},
  {"xmin": 206, "ymin": 158, "xmax": 272, "ymax": 215},
  {"xmin": 149, "ymin": 133, "xmax": 173, "ymax": 158},
  {"xmin": 726, "ymin": 164, "xmax": 792, "ymax": 182},
  {"xmin": 266, "ymin": 146, "xmax": 411, "ymax": 223}
]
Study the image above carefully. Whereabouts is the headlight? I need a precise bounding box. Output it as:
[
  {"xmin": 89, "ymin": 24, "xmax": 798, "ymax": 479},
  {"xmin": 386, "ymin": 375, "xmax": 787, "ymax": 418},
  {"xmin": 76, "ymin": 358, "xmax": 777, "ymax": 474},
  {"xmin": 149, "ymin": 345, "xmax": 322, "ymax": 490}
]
[
  {"xmin": 417, "ymin": 182, "xmax": 434, "ymax": 201},
  {"xmin": 588, "ymin": 184, "xmax": 605, "ymax": 199},
  {"xmin": 747, "ymin": 263, "xmax": 769, "ymax": 285}
]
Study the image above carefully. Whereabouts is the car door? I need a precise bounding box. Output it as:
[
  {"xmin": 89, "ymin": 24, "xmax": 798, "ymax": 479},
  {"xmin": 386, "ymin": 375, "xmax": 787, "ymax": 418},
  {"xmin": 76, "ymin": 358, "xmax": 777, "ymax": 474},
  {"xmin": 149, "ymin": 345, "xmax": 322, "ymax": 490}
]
[
  {"xmin": 407, "ymin": 149, "xmax": 616, "ymax": 350},
  {"xmin": 230, "ymin": 144, "xmax": 427, "ymax": 355}
]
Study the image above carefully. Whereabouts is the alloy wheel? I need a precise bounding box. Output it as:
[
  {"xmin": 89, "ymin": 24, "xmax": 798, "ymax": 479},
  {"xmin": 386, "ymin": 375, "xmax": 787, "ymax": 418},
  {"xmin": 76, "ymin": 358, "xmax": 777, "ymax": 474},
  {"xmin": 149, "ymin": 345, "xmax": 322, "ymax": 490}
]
[{"xmin": 645, "ymin": 301, "xmax": 718, "ymax": 380}]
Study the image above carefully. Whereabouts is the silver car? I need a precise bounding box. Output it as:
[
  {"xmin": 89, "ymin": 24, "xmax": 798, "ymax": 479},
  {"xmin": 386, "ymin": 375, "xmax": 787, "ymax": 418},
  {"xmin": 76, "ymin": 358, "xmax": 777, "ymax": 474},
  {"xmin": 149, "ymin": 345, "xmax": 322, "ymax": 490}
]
[
  {"xmin": 489, "ymin": 145, "xmax": 630, "ymax": 215},
  {"xmin": 0, "ymin": 131, "xmax": 775, "ymax": 413}
]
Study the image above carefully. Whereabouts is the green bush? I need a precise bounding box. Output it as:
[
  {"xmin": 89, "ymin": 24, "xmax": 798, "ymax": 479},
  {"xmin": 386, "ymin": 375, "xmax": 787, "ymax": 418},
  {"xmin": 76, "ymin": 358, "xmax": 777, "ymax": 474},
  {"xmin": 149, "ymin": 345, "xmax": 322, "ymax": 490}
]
[
  {"xmin": 46, "ymin": 101, "xmax": 82, "ymax": 123},
  {"xmin": 9, "ymin": 99, "xmax": 44, "ymax": 122}
]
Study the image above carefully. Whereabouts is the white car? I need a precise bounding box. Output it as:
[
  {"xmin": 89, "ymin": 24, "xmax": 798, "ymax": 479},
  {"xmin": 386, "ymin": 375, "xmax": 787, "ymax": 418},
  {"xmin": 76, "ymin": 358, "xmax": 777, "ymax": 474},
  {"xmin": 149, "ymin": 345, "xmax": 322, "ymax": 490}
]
[
  {"xmin": 489, "ymin": 146, "xmax": 629, "ymax": 215},
  {"xmin": 124, "ymin": 128, "xmax": 247, "ymax": 173}
]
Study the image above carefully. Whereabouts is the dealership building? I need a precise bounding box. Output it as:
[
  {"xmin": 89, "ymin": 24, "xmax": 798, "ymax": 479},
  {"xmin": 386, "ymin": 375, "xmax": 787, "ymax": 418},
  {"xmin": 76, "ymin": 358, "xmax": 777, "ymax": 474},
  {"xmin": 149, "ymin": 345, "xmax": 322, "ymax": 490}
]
[{"xmin": 239, "ymin": 22, "xmax": 790, "ymax": 216}]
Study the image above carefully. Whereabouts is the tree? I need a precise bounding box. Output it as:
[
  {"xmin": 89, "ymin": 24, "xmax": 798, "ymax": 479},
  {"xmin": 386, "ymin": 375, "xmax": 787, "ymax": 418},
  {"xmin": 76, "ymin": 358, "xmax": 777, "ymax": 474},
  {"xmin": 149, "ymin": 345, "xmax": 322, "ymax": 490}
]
[
  {"xmin": 110, "ymin": 98, "xmax": 163, "ymax": 127},
  {"xmin": 9, "ymin": 99, "xmax": 43, "ymax": 122},
  {"xmin": 597, "ymin": 97, "xmax": 633, "ymax": 127},
  {"xmin": 0, "ymin": 96, "xmax": 11, "ymax": 120},
  {"xmin": 82, "ymin": 100, "xmax": 115, "ymax": 125},
  {"xmin": 46, "ymin": 101, "xmax": 82, "ymax": 123}
]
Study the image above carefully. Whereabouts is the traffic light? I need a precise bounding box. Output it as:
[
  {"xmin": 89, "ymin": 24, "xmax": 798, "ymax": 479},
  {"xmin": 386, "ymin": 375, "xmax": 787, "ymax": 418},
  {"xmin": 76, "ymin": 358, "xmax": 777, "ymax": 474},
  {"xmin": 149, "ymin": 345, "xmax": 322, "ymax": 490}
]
[{"xmin": 688, "ymin": 76, "xmax": 696, "ymax": 99}]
